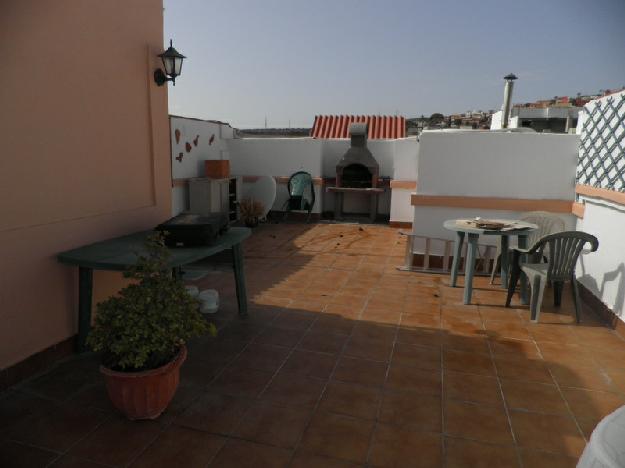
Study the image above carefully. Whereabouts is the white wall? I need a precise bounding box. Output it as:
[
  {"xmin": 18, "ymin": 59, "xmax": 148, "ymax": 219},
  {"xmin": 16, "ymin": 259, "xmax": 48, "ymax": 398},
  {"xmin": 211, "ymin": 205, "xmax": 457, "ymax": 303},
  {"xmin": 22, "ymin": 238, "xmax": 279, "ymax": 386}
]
[
  {"xmin": 577, "ymin": 198, "xmax": 625, "ymax": 319},
  {"xmin": 227, "ymin": 138, "xmax": 324, "ymax": 213},
  {"xmin": 575, "ymin": 91, "xmax": 625, "ymax": 320},
  {"xmin": 417, "ymin": 131, "xmax": 578, "ymax": 198},
  {"xmin": 170, "ymin": 116, "xmax": 235, "ymax": 215},
  {"xmin": 412, "ymin": 130, "xmax": 579, "ymax": 246},
  {"xmin": 226, "ymin": 136, "xmax": 419, "ymax": 217}
]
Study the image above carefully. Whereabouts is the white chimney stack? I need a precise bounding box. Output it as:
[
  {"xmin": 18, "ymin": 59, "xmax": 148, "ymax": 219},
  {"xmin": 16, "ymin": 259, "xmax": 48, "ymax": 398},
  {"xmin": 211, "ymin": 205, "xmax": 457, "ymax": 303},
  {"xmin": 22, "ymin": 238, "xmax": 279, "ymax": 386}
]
[{"xmin": 501, "ymin": 73, "xmax": 518, "ymax": 129}]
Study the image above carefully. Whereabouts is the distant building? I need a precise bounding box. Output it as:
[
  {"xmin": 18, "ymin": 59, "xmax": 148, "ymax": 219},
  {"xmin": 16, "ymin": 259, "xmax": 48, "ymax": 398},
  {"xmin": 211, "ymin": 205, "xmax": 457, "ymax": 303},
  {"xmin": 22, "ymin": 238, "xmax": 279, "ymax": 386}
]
[{"xmin": 491, "ymin": 106, "xmax": 581, "ymax": 133}]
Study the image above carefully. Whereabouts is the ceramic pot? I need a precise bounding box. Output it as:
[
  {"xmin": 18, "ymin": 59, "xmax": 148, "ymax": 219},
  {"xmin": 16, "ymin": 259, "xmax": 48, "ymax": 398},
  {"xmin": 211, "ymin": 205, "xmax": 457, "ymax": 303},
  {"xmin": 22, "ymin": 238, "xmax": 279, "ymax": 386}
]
[{"xmin": 100, "ymin": 345, "xmax": 187, "ymax": 420}]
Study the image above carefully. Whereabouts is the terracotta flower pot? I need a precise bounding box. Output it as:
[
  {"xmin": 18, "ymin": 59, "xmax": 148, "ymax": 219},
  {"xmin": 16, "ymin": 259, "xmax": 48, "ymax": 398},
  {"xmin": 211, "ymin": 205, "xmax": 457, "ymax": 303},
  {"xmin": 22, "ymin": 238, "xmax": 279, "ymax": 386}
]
[{"xmin": 100, "ymin": 345, "xmax": 187, "ymax": 420}]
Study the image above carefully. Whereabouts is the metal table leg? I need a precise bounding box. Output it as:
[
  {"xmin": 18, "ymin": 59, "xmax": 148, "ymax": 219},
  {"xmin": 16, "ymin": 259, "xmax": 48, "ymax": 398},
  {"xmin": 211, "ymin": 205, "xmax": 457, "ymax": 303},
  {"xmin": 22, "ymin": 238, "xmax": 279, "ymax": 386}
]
[
  {"xmin": 231, "ymin": 243, "xmax": 248, "ymax": 317},
  {"xmin": 450, "ymin": 231, "xmax": 465, "ymax": 287},
  {"xmin": 463, "ymin": 233, "xmax": 479, "ymax": 304},
  {"xmin": 77, "ymin": 267, "xmax": 93, "ymax": 352},
  {"xmin": 518, "ymin": 234, "xmax": 529, "ymax": 304},
  {"xmin": 500, "ymin": 235, "xmax": 510, "ymax": 289}
]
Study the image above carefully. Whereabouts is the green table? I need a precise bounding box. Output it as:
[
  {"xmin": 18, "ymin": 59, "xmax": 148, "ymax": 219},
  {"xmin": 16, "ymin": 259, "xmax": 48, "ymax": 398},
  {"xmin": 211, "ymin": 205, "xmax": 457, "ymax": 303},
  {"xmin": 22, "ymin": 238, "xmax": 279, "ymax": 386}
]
[
  {"xmin": 443, "ymin": 219, "xmax": 537, "ymax": 304},
  {"xmin": 58, "ymin": 227, "xmax": 251, "ymax": 352}
]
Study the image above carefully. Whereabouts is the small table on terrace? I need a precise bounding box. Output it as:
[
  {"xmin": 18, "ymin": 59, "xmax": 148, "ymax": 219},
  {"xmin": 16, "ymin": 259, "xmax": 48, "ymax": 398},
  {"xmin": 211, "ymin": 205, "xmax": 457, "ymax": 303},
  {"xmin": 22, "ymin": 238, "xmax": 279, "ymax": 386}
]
[
  {"xmin": 443, "ymin": 219, "xmax": 537, "ymax": 304},
  {"xmin": 58, "ymin": 227, "xmax": 251, "ymax": 352}
]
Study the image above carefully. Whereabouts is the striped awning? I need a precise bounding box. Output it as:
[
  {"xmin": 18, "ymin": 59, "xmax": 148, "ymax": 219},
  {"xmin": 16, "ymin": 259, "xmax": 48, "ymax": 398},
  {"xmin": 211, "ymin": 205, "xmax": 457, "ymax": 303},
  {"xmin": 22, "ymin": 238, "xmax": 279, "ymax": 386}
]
[{"xmin": 311, "ymin": 115, "xmax": 406, "ymax": 139}]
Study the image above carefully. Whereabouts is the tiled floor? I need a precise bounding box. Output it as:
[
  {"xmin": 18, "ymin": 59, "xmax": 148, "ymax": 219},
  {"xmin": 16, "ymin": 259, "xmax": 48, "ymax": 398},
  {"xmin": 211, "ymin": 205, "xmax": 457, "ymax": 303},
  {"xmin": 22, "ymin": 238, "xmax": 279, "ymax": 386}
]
[{"xmin": 2, "ymin": 222, "xmax": 625, "ymax": 467}]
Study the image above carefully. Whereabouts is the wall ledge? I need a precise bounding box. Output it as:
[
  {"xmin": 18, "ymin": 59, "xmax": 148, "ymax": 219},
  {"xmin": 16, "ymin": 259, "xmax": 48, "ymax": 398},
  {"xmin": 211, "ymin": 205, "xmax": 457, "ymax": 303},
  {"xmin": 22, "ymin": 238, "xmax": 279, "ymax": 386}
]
[
  {"xmin": 578, "ymin": 281, "xmax": 625, "ymax": 340},
  {"xmin": 576, "ymin": 184, "xmax": 625, "ymax": 206},
  {"xmin": 410, "ymin": 194, "xmax": 575, "ymax": 214}
]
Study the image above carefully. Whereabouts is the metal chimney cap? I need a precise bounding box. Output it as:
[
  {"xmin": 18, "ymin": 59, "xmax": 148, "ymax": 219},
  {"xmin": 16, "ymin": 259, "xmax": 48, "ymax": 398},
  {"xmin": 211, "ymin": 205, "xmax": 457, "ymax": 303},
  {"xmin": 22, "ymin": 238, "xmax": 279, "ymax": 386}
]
[
  {"xmin": 504, "ymin": 73, "xmax": 518, "ymax": 81},
  {"xmin": 349, "ymin": 122, "xmax": 368, "ymax": 136}
]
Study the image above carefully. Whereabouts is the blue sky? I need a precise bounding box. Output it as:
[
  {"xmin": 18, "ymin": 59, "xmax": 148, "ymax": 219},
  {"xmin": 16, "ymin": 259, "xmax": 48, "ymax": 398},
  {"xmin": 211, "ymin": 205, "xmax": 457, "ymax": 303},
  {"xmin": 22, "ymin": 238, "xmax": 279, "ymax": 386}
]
[{"xmin": 164, "ymin": 0, "xmax": 625, "ymax": 128}]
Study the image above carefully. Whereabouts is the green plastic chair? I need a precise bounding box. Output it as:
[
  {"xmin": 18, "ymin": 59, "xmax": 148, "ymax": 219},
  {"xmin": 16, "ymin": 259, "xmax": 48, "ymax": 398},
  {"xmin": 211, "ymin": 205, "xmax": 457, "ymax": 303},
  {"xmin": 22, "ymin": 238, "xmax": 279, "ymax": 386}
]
[
  {"xmin": 282, "ymin": 171, "xmax": 315, "ymax": 222},
  {"xmin": 505, "ymin": 231, "xmax": 598, "ymax": 323},
  {"xmin": 490, "ymin": 211, "xmax": 565, "ymax": 284}
]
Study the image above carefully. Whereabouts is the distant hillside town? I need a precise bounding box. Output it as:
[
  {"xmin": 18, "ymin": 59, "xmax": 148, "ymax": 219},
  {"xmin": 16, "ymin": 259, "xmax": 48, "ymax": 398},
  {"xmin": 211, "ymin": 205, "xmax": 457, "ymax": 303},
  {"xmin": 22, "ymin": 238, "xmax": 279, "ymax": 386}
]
[{"xmin": 237, "ymin": 86, "xmax": 625, "ymax": 137}]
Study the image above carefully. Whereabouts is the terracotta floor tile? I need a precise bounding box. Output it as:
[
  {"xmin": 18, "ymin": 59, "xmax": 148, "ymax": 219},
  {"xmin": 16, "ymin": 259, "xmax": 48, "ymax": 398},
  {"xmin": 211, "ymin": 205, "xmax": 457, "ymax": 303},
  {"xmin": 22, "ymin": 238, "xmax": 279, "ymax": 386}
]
[
  {"xmin": 290, "ymin": 452, "xmax": 362, "ymax": 467},
  {"xmin": 174, "ymin": 393, "xmax": 251, "ymax": 435},
  {"xmin": 385, "ymin": 364, "xmax": 441, "ymax": 395},
  {"xmin": 319, "ymin": 381, "xmax": 382, "ymax": 420},
  {"xmin": 443, "ymin": 371, "xmax": 502, "ymax": 406},
  {"xmin": 344, "ymin": 337, "xmax": 394, "ymax": 362},
  {"xmin": 443, "ymin": 349, "xmax": 495, "ymax": 376},
  {"xmin": 489, "ymin": 338, "xmax": 540, "ymax": 359},
  {"xmin": 396, "ymin": 327, "xmax": 441, "ymax": 348},
  {"xmin": 500, "ymin": 379, "xmax": 569, "ymax": 415},
  {"xmin": 209, "ymin": 439, "xmax": 292, "ymax": 468},
  {"xmin": 398, "ymin": 312, "xmax": 440, "ymax": 328},
  {"xmin": 509, "ymin": 410, "xmax": 586, "ymax": 457},
  {"xmin": 361, "ymin": 308, "xmax": 402, "ymax": 326},
  {"xmin": 549, "ymin": 365, "xmax": 617, "ymax": 392},
  {"xmin": 261, "ymin": 371, "xmax": 325, "ymax": 407},
  {"xmin": 607, "ymin": 368, "xmax": 625, "ymax": 393},
  {"xmin": 130, "ymin": 425, "xmax": 226, "ymax": 468},
  {"xmin": 538, "ymin": 343, "xmax": 597, "ymax": 368},
  {"xmin": 576, "ymin": 417, "xmax": 599, "ymax": 439},
  {"xmin": 392, "ymin": 342, "xmax": 441, "ymax": 370},
  {"xmin": 519, "ymin": 449, "xmax": 579, "ymax": 468},
  {"xmin": 560, "ymin": 387, "xmax": 625, "ymax": 421},
  {"xmin": 484, "ymin": 320, "xmax": 531, "ymax": 341},
  {"xmin": 0, "ymin": 440, "xmax": 57, "ymax": 467},
  {"xmin": 369, "ymin": 423, "xmax": 442, "ymax": 467},
  {"xmin": 494, "ymin": 357, "xmax": 554, "ymax": 384},
  {"xmin": 444, "ymin": 400, "xmax": 513, "ymax": 445},
  {"xmin": 210, "ymin": 366, "xmax": 274, "ymax": 398},
  {"xmin": 233, "ymin": 402, "xmax": 311, "ymax": 448},
  {"xmin": 445, "ymin": 437, "xmax": 519, "ymax": 468},
  {"xmin": 310, "ymin": 314, "xmax": 355, "ymax": 335},
  {"xmin": 478, "ymin": 305, "xmax": 524, "ymax": 323},
  {"xmin": 298, "ymin": 331, "xmax": 348, "ymax": 354},
  {"xmin": 255, "ymin": 327, "xmax": 306, "ymax": 347},
  {"xmin": 50, "ymin": 455, "xmax": 112, "ymax": 467},
  {"xmin": 68, "ymin": 416, "xmax": 162, "ymax": 466},
  {"xmin": 441, "ymin": 333, "xmax": 490, "ymax": 354},
  {"xmin": 9, "ymin": 403, "xmax": 107, "ymax": 452},
  {"xmin": 232, "ymin": 343, "xmax": 290, "ymax": 372},
  {"xmin": 0, "ymin": 391, "xmax": 58, "ymax": 435},
  {"xmin": 333, "ymin": 356, "xmax": 388, "ymax": 387},
  {"xmin": 351, "ymin": 323, "xmax": 397, "ymax": 343},
  {"xmin": 273, "ymin": 310, "xmax": 317, "ymax": 330},
  {"xmin": 282, "ymin": 349, "xmax": 338, "ymax": 379},
  {"xmin": 300, "ymin": 411, "xmax": 374, "ymax": 463},
  {"xmin": 379, "ymin": 391, "xmax": 441, "ymax": 432}
]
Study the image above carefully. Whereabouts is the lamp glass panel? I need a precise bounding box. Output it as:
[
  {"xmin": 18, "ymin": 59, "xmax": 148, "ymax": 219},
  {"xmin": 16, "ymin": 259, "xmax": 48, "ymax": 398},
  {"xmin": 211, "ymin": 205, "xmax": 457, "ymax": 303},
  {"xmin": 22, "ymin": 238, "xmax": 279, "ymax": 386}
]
[
  {"xmin": 173, "ymin": 56, "xmax": 184, "ymax": 76},
  {"xmin": 162, "ymin": 55, "xmax": 176, "ymax": 76}
]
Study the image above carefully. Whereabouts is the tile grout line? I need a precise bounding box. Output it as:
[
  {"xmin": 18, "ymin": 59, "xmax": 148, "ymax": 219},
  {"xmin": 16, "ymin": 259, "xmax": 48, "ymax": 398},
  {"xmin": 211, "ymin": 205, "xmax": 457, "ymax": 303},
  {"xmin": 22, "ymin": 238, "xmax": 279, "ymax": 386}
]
[
  {"xmin": 284, "ymin": 254, "xmax": 379, "ymax": 467},
  {"xmin": 488, "ymin": 325, "xmax": 525, "ymax": 468}
]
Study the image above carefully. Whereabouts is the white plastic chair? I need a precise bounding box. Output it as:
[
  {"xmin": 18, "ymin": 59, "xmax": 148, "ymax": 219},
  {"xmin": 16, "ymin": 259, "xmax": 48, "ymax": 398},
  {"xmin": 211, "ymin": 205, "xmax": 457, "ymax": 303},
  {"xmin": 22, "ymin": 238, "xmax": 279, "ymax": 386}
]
[{"xmin": 490, "ymin": 211, "xmax": 565, "ymax": 284}]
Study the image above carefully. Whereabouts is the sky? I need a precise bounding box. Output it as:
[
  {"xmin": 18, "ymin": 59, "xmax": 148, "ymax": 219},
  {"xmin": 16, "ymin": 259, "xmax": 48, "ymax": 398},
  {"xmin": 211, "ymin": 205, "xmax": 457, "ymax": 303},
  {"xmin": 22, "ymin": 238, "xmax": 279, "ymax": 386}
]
[{"xmin": 163, "ymin": 0, "xmax": 625, "ymax": 128}]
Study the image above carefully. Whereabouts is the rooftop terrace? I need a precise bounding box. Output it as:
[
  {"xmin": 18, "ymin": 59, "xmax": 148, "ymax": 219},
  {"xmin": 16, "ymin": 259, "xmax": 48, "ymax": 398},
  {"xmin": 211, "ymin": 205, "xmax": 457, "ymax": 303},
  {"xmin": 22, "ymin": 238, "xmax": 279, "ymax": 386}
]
[{"xmin": 2, "ymin": 223, "xmax": 625, "ymax": 467}]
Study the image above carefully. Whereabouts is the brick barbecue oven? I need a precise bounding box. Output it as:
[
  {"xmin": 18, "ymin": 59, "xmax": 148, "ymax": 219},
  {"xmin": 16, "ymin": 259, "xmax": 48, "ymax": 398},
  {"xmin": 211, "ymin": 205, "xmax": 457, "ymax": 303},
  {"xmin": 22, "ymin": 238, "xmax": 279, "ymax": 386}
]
[{"xmin": 328, "ymin": 123, "xmax": 385, "ymax": 222}]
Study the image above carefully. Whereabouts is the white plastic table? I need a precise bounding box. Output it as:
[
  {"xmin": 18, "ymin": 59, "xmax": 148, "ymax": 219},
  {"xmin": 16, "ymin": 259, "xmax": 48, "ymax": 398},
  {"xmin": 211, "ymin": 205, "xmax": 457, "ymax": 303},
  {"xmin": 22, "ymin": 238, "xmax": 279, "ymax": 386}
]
[{"xmin": 443, "ymin": 219, "xmax": 538, "ymax": 304}]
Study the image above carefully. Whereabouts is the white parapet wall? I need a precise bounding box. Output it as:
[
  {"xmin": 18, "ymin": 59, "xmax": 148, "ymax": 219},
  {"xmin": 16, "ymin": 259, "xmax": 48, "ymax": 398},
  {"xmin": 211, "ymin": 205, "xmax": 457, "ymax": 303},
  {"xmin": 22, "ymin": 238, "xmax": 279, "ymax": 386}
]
[
  {"xmin": 575, "ymin": 90, "xmax": 625, "ymax": 320},
  {"xmin": 170, "ymin": 116, "xmax": 235, "ymax": 216},
  {"xmin": 227, "ymin": 137, "xmax": 324, "ymax": 213},
  {"xmin": 412, "ymin": 130, "xmax": 580, "ymax": 251},
  {"xmin": 226, "ymin": 136, "xmax": 419, "ymax": 218}
]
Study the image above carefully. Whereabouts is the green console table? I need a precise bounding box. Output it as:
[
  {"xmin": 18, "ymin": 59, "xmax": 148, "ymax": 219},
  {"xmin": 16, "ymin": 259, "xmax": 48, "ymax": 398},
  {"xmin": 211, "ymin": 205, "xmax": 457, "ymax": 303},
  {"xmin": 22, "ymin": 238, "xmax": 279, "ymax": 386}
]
[{"xmin": 58, "ymin": 227, "xmax": 251, "ymax": 351}]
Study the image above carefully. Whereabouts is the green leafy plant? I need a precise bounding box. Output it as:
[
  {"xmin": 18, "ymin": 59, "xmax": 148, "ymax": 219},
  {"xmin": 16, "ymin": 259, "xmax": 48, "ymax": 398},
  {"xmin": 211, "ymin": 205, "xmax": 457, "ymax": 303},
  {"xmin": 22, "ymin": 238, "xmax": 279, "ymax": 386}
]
[{"xmin": 87, "ymin": 232, "xmax": 215, "ymax": 371}]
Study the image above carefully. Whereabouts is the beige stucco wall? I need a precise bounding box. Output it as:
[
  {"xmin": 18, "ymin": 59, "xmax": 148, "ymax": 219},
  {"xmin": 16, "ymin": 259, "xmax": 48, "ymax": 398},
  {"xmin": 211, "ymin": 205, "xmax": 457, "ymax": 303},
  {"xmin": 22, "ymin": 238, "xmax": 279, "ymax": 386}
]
[{"xmin": 0, "ymin": 1, "xmax": 172, "ymax": 368}]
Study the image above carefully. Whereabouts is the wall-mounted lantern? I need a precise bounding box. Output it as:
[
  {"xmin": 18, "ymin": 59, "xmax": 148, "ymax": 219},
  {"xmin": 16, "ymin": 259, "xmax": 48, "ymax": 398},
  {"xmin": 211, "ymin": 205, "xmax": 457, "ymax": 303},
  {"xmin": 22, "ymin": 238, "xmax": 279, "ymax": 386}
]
[{"xmin": 154, "ymin": 40, "xmax": 186, "ymax": 86}]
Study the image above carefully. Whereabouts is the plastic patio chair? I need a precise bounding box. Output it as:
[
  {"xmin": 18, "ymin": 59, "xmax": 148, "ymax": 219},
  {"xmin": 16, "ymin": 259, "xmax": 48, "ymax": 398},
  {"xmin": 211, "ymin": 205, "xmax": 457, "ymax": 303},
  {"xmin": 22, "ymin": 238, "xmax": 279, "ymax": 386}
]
[
  {"xmin": 490, "ymin": 211, "xmax": 565, "ymax": 284},
  {"xmin": 505, "ymin": 231, "xmax": 599, "ymax": 323},
  {"xmin": 282, "ymin": 171, "xmax": 315, "ymax": 222}
]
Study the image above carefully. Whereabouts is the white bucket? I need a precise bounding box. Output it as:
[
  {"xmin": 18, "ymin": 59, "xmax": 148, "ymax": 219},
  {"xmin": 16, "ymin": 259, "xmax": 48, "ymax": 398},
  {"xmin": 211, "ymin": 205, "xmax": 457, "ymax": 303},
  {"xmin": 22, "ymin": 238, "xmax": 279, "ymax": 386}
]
[
  {"xmin": 198, "ymin": 289, "xmax": 219, "ymax": 314},
  {"xmin": 185, "ymin": 285, "xmax": 199, "ymax": 298}
]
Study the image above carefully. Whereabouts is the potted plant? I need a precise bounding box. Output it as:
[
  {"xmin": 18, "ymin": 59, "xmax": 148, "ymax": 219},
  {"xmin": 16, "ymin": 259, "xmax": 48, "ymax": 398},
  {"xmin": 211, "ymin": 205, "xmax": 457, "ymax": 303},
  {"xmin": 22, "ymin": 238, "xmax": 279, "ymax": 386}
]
[
  {"xmin": 239, "ymin": 197, "xmax": 265, "ymax": 227},
  {"xmin": 87, "ymin": 232, "xmax": 215, "ymax": 420}
]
